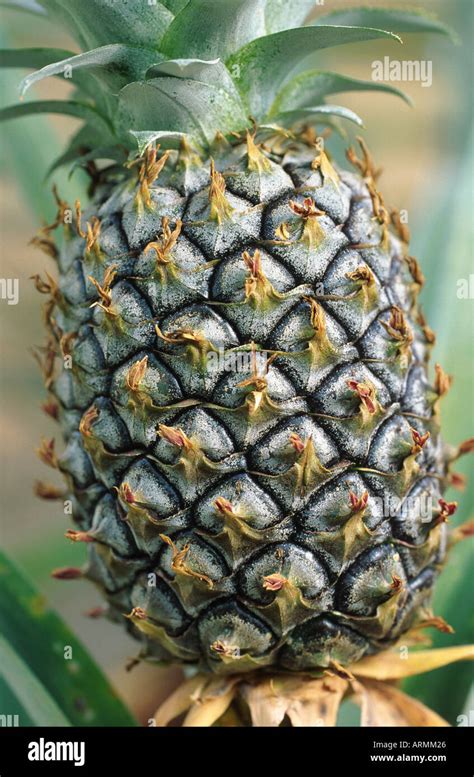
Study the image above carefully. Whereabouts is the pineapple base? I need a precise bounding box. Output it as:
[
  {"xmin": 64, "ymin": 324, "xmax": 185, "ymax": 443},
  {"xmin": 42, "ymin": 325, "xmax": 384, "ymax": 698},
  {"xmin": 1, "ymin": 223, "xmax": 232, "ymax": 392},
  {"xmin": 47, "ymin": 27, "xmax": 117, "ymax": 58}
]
[{"xmin": 152, "ymin": 644, "xmax": 474, "ymax": 727}]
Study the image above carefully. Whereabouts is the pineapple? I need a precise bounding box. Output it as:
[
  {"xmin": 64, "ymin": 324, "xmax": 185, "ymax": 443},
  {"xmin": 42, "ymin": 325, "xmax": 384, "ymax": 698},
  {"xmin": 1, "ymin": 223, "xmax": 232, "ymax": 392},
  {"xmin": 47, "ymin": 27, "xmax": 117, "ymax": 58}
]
[{"xmin": 2, "ymin": 1, "xmax": 471, "ymax": 716}]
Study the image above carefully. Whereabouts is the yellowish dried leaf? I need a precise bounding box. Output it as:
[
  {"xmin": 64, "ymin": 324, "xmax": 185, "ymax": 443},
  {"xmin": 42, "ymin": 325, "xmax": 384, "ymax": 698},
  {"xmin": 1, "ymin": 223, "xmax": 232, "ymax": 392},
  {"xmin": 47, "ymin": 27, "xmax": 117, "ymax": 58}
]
[
  {"xmin": 350, "ymin": 644, "xmax": 474, "ymax": 680},
  {"xmin": 153, "ymin": 674, "xmax": 206, "ymax": 726},
  {"xmin": 355, "ymin": 680, "xmax": 449, "ymax": 727},
  {"xmin": 183, "ymin": 677, "xmax": 238, "ymax": 727},
  {"xmin": 242, "ymin": 679, "xmax": 290, "ymax": 727},
  {"xmin": 243, "ymin": 674, "xmax": 348, "ymax": 727},
  {"xmin": 284, "ymin": 675, "xmax": 348, "ymax": 727}
]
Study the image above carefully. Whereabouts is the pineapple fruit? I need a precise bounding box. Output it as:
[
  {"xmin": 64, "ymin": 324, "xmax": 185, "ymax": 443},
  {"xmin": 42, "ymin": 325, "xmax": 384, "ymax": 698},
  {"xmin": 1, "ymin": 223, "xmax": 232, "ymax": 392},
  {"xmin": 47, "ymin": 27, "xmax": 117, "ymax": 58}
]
[{"xmin": 2, "ymin": 1, "xmax": 471, "ymax": 701}]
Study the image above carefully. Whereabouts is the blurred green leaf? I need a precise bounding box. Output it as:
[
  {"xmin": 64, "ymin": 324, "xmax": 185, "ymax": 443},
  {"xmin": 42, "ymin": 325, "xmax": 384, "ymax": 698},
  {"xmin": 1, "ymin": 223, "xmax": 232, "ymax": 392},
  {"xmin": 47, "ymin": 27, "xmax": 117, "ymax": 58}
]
[
  {"xmin": 0, "ymin": 98, "xmax": 112, "ymax": 133},
  {"xmin": 313, "ymin": 6, "xmax": 458, "ymax": 42},
  {"xmin": 0, "ymin": 550, "xmax": 137, "ymax": 726},
  {"xmin": 0, "ymin": 47, "xmax": 73, "ymax": 69},
  {"xmin": 402, "ymin": 125, "xmax": 474, "ymax": 725},
  {"xmin": 0, "ymin": 28, "xmax": 88, "ymax": 218},
  {"xmin": 0, "ymin": 636, "xmax": 71, "ymax": 726},
  {"xmin": 0, "ymin": 675, "xmax": 35, "ymax": 725},
  {"xmin": 0, "ymin": 0, "xmax": 46, "ymax": 14},
  {"xmin": 12, "ymin": 529, "xmax": 87, "ymax": 583},
  {"xmin": 336, "ymin": 699, "xmax": 361, "ymax": 727},
  {"xmin": 403, "ymin": 542, "xmax": 474, "ymax": 724}
]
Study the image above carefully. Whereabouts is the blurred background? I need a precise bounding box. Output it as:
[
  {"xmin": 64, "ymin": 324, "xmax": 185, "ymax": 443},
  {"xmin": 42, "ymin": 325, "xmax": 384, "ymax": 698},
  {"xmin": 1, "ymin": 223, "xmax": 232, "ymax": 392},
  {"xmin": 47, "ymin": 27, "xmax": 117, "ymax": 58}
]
[{"xmin": 0, "ymin": 0, "xmax": 472, "ymax": 725}]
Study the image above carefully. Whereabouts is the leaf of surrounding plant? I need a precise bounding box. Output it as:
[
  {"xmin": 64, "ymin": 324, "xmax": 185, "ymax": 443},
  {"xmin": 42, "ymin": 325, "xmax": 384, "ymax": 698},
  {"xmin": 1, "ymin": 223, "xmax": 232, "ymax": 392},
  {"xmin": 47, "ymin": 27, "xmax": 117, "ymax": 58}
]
[
  {"xmin": 351, "ymin": 645, "xmax": 474, "ymax": 680},
  {"xmin": 355, "ymin": 680, "xmax": 449, "ymax": 726},
  {"xmin": 336, "ymin": 698, "xmax": 362, "ymax": 726},
  {"xmin": 119, "ymin": 74, "xmax": 248, "ymax": 146},
  {"xmin": 0, "ymin": 99, "xmax": 112, "ymax": 135},
  {"xmin": 19, "ymin": 45, "xmax": 160, "ymax": 98},
  {"xmin": 160, "ymin": 0, "xmax": 267, "ymax": 60},
  {"xmin": 264, "ymin": 0, "xmax": 315, "ymax": 33},
  {"xmin": 0, "ymin": 675, "xmax": 35, "ymax": 725},
  {"xmin": 38, "ymin": 0, "xmax": 174, "ymax": 50},
  {"xmin": 0, "ymin": 636, "xmax": 71, "ymax": 726},
  {"xmin": 274, "ymin": 104, "xmax": 364, "ymax": 128},
  {"xmin": 0, "ymin": 0, "xmax": 45, "ymax": 14},
  {"xmin": 0, "ymin": 29, "xmax": 86, "ymax": 218},
  {"xmin": 0, "ymin": 551, "xmax": 137, "ymax": 726},
  {"xmin": 269, "ymin": 70, "xmax": 411, "ymax": 116},
  {"xmin": 404, "ymin": 542, "xmax": 474, "ymax": 723},
  {"xmin": 313, "ymin": 6, "xmax": 457, "ymax": 41},
  {"xmin": 403, "ymin": 124, "xmax": 474, "ymax": 723},
  {"xmin": 0, "ymin": 47, "xmax": 74, "ymax": 70},
  {"xmin": 228, "ymin": 25, "xmax": 400, "ymax": 118}
]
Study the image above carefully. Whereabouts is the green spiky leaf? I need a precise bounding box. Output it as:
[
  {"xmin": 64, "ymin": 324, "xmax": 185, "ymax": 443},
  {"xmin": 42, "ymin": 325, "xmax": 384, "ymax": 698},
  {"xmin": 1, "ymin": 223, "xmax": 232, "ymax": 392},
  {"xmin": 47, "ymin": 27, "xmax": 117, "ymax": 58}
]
[
  {"xmin": 19, "ymin": 44, "xmax": 161, "ymax": 98},
  {"xmin": 145, "ymin": 57, "xmax": 241, "ymax": 101},
  {"xmin": 38, "ymin": 0, "xmax": 174, "ymax": 50},
  {"xmin": 0, "ymin": 2, "xmax": 456, "ymax": 155},
  {"xmin": 119, "ymin": 61, "xmax": 248, "ymax": 146},
  {"xmin": 228, "ymin": 25, "xmax": 401, "ymax": 118},
  {"xmin": 130, "ymin": 130, "xmax": 186, "ymax": 155},
  {"xmin": 269, "ymin": 70, "xmax": 412, "ymax": 117},
  {"xmin": 161, "ymin": 0, "xmax": 189, "ymax": 12},
  {"xmin": 274, "ymin": 103, "xmax": 364, "ymax": 128},
  {"xmin": 160, "ymin": 0, "xmax": 268, "ymax": 60},
  {"xmin": 264, "ymin": 0, "xmax": 315, "ymax": 33}
]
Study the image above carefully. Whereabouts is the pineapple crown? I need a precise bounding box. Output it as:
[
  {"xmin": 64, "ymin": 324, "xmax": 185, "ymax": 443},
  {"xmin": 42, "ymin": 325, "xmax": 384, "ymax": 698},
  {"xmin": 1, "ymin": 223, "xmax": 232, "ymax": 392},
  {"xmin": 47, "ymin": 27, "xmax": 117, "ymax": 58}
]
[{"xmin": 1, "ymin": 1, "xmax": 454, "ymax": 164}]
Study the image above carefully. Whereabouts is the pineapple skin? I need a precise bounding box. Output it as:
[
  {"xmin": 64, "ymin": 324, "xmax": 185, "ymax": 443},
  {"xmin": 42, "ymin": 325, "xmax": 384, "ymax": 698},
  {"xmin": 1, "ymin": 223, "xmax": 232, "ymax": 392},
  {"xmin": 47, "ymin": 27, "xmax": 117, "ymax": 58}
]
[{"xmin": 46, "ymin": 138, "xmax": 449, "ymax": 674}]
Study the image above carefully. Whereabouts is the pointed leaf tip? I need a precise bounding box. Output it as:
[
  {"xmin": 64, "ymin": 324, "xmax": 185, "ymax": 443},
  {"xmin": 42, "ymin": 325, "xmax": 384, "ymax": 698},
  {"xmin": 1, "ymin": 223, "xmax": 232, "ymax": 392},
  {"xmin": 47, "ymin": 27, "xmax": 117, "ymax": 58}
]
[
  {"xmin": 228, "ymin": 25, "xmax": 403, "ymax": 119},
  {"xmin": 313, "ymin": 7, "xmax": 458, "ymax": 44},
  {"xmin": 129, "ymin": 130, "xmax": 186, "ymax": 155}
]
